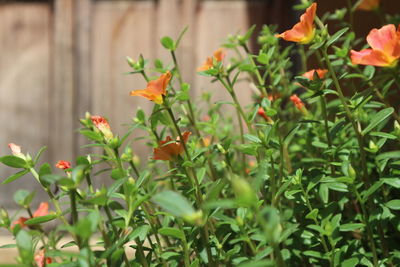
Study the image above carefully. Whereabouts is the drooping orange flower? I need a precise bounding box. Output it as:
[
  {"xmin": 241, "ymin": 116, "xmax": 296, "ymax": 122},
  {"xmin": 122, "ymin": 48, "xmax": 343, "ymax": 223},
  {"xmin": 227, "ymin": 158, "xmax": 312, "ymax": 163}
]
[
  {"xmin": 12, "ymin": 202, "xmax": 49, "ymax": 228},
  {"xmin": 351, "ymin": 24, "xmax": 400, "ymax": 67},
  {"xmin": 276, "ymin": 3, "xmax": 317, "ymax": 44},
  {"xmin": 91, "ymin": 116, "xmax": 113, "ymax": 140},
  {"xmin": 290, "ymin": 94, "xmax": 305, "ymax": 110},
  {"xmin": 153, "ymin": 131, "xmax": 191, "ymax": 161},
  {"xmin": 357, "ymin": 0, "xmax": 380, "ymax": 11},
  {"xmin": 302, "ymin": 69, "xmax": 328, "ymax": 80},
  {"xmin": 34, "ymin": 249, "xmax": 53, "ymax": 267},
  {"xmin": 55, "ymin": 160, "xmax": 71, "ymax": 170},
  {"xmin": 130, "ymin": 71, "xmax": 172, "ymax": 104},
  {"xmin": 197, "ymin": 48, "xmax": 225, "ymax": 71}
]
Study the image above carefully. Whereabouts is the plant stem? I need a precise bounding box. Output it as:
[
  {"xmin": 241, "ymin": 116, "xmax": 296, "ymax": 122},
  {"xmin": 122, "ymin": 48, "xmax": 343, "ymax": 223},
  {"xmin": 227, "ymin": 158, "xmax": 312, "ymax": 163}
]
[
  {"xmin": 321, "ymin": 48, "xmax": 370, "ymax": 185},
  {"xmin": 320, "ymin": 95, "xmax": 336, "ymax": 176},
  {"xmin": 241, "ymin": 44, "xmax": 268, "ymax": 97}
]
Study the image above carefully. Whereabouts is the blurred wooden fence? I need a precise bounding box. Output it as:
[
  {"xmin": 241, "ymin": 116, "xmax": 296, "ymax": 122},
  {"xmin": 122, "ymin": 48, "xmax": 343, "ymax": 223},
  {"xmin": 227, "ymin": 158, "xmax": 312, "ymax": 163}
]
[{"xmin": 0, "ymin": 0, "xmax": 291, "ymax": 206}]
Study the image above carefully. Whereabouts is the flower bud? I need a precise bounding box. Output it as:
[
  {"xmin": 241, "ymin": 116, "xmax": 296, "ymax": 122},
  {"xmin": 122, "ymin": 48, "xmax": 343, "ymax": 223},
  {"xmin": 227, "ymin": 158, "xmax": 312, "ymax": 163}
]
[
  {"xmin": 369, "ymin": 140, "xmax": 378, "ymax": 153},
  {"xmin": 126, "ymin": 56, "xmax": 136, "ymax": 68},
  {"xmin": 231, "ymin": 176, "xmax": 258, "ymax": 208},
  {"xmin": 183, "ymin": 210, "xmax": 204, "ymax": 226},
  {"xmin": 0, "ymin": 207, "xmax": 10, "ymax": 227}
]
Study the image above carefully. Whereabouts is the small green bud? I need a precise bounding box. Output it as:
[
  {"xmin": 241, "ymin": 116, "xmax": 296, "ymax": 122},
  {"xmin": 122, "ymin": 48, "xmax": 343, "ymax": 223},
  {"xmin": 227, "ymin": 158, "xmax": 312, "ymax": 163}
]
[
  {"xmin": 348, "ymin": 164, "xmax": 356, "ymax": 182},
  {"xmin": 236, "ymin": 216, "xmax": 244, "ymax": 227},
  {"xmin": 232, "ymin": 176, "xmax": 258, "ymax": 207},
  {"xmin": 183, "ymin": 210, "xmax": 204, "ymax": 226},
  {"xmin": 217, "ymin": 144, "xmax": 226, "ymax": 154},
  {"xmin": 369, "ymin": 140, "xmax": 378, "ymax": 153},
  {"xmin": 128, "ymin": 177, "xmax": 136, "ymax": 185},
  {"xmin": 126, "ymin": 56, "xmax": 135, "ymax": 68},
  {"xmin": 0, "ymin": 207, "xmax": 10, "ymax": 227}
]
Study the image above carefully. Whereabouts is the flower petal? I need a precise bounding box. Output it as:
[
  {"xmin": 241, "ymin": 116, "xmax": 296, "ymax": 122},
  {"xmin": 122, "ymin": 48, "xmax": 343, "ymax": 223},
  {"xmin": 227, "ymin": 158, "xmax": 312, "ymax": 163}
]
[{"xmin": 350, "ymin": 49, "xmax": 396, "ymax": 67}]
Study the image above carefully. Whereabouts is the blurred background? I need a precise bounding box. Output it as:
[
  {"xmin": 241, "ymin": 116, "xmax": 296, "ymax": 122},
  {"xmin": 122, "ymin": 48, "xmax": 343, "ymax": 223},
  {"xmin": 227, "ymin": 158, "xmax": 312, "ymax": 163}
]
[{"xmin": 0, "ymin": 0, "xmax": 399, "ymax": 244}]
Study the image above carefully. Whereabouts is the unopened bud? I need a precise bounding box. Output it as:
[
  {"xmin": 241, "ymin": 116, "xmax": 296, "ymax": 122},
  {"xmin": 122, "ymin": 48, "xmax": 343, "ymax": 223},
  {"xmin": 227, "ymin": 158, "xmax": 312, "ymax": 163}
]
[
  {"xmin": 369, "ymin": 140, "xmax": 378, "ymax": 153},
  {"xmin": 132, "ymin": 155, "xmax": 141, "ymax": 166},
  {"xmin": 232, "ymin": 176, "xmax": 258, "ymax": 207},
  {"xmin": 183, "ymin": 210, "xmax": 204, "ymax": 226},
  {"xmin": 0, "ymin": 207, "xmax": 10, "ymax": 227},
  {"xmin": 217, "ymin": 144, "xmax": 226, "ymax": 154},
  {"xmin": 126, "ymin": 56, "xmax": 136, "ymax": 68}
]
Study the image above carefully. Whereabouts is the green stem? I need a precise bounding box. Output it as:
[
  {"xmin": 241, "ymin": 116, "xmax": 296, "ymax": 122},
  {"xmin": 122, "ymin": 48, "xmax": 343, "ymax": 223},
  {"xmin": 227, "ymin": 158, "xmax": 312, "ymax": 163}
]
[
  {"xmin": 241, "ymin": 44, "xmax": 268, "ymax": 96},
  {"xmin": 352, "ymin": 186, "xmax": 378, "ymax": 266},
  {"xmin": 321, "ymin": 48, "xmax": 370, "ymax": 185},
  {"xmin": 320, "ymin": 95, "xmax": 336, "ymax": 176}
]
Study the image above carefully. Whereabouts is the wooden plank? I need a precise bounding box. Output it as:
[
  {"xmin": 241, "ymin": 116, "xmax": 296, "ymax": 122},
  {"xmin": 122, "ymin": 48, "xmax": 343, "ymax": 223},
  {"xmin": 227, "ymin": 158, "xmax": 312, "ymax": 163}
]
[
  {"xmin": 0, "ymin": 3, "xmax": 51, "ymax": 206},
  {"xmin": 91, "ymin": 0, "xmax": 157, "ymax": 163},
  {"xmin": 194, "ymin": 0, "xmax": 268, "ymax": 106},
  {"xmin": 51, "ymin": 0, "xmax": 75, "ymax": 163},
  {"xmin": 74, "ymin": 0, "xmax": 93, "ymax": 152}
]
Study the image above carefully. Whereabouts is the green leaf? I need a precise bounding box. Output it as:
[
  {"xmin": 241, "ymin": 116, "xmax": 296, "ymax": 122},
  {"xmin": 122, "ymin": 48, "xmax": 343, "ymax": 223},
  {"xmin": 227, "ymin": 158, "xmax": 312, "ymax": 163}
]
[
  {"xmin": 161, "ymin": 36, "xmax": 175, "ymax": 50},
  {"xmin": 326, "ymin": 27, "xmax": 349, "ymax": 47},
  {"xmin": 341, "ymin": 258, "xmax": 359, "ymax": 267},
  {"xmin": 24, "ymin": 214, "xmax": 57, "ymax": 225},
  {"xmin": 80, "ymin": 130, "xmax": 103, "ymax": 142},
  {"xmin": 129, "ymin": 225, "xmax": 150, "ymax": 242},
  {"xmin": 0, "ymin": 156, "xmax": 28, "ymax": 169},
  {"xmin": 158, "ymin": 227, "xmax": 184, "ymax": 240},
  {"xmin": 340, "ymin": 223, "xmax": 365, "ymax": 232},
  {"xmin": 243, "ymin": 134, "xmax": 261, "ymax": 143},
  {"xmin": 16, "ymin": 230, "xmax": 33, "ymax": 263},
  {"xmin": 305, "ymin": 209, "xmax": 318, "ymax": 221},
  {"xmin": 386, "ymin": 199, "xmax": 400, "ymax": 210},
  {"xmin": 362, "ymin": 108, "xmax": 394, "ymax": 135},
  {"xmin": 33, "ymin": 146, "xmax": 47, "ymax": 164},
  {"xmin": 152, "ymin": 190, "xmax": 195, "ymax": 218},
  {"xmin": 13, "ymin": 190, "xmax": 35, "ymax": 207},
  {"xmin": 71, "ymin": 165, "xmax": 87, "ymax": 185},
  {"xmin": 2, "ymin": 169, "xmax": 29, "ymax": 184}
]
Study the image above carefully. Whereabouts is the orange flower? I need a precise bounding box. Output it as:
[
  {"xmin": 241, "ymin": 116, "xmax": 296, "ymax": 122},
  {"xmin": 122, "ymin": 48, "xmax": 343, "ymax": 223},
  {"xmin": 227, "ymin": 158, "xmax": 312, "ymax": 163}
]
[
  {"xmin": 55, "ymin": 160, "xmax": 71, "ymax": 170},
  {"xmin": 91, "ymin": 116, "xmax": 113, "ymax": 140},
  {"xmin": 12, "ymin": 202, "xmax": 49, "ymax": 228},
  {"xmin": 276, "ymin": 3, "xmax": 317, "ymax": 44},
  {"xmin": 198, "ymin": 48, "xmax": 225, "ymax": 71},
  {"xmin": 302, "ymin": 69, "xmax": 328, "ymax": 80},
  {"xmin": 130, "ymin": 71, "xmax": 172, "ymax": 104},
  {"xmin": 357, "ymin": 0, "xmax": 380, "ymax": 11},
  {"xmin": 153, "ymin": 131, "xmax": 191, "ymax": 161},
  {"xmin": 290, "ymin": 94, "xmax": 305, "ymax": 110},
  {"xmin": 351, "ymin": 24, "xmax": 400, "ymax": 67},
  {"xmin": 34, "ymin": 249, "xmax": 53, "ymax": 267}
]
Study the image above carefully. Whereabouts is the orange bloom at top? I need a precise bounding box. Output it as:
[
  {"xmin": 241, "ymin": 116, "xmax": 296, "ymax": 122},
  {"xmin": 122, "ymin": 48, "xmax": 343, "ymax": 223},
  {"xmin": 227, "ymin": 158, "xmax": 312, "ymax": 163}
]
[
  {"xmin": 56, "ymin": 160, "xmax": 71, "ymax": 170},
  {"xmin": 276, "ymin": 3, "xmax": 317, "ymax": 44},
  {"xmin": 12, "ymin": 202, "xmax": 49, "ymax": 228},
  {"xmin": 198, "ymin": 48, "xmax": 225, "ymax": 71},
  {"xmin": 130, "ymin": 71, "xmax": 172, "ymax": 104},
  {"xmin": 153, "ymin": 131, "xmax": 191, "ymax": 161},
  {"xmin": 357, "ymin": 0, "xmax": 380, "ymax": 11},
  {"xmin": 302, "ymin": 69, "xmax": 328, "ymax": 80},
  {"xmin": 91, "ymin": 115, "xmax": 113, "ymax": 140},
  {"xmin": 351, "ymin": 24, "xmax": 400, "ymax": 67}
]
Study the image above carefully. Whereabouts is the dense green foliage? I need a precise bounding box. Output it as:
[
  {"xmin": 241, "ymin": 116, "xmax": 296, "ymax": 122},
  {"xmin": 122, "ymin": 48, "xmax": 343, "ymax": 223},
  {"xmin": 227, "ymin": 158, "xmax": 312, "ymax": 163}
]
[{"xmin": 1, "ymin": 1, "xmax": 400, "ymax": 266}]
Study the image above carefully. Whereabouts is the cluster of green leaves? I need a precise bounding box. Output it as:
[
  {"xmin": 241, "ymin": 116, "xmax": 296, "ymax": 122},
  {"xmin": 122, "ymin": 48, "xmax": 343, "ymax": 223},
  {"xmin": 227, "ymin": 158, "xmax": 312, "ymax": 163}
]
[{"xmin": 1, "ymin": 1, "xmax": 400, "ymax": 266}]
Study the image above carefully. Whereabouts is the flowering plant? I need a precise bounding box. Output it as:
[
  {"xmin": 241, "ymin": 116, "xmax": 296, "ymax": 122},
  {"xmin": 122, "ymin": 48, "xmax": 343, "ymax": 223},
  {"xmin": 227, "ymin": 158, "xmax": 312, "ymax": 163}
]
[{"xmin": 1, "ymin": 1, "xmax": 400, "ymax": 266}]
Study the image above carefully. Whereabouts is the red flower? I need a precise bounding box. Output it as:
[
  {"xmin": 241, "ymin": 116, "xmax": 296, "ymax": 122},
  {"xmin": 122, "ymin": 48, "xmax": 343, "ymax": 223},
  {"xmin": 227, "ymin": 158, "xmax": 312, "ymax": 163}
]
[
  {"xmin": 130, "ymin": 71, "xmax": 172, "ymax": 104},
  {"xmin": 290, "ymin": 94, "xmax": 305, "ymax": 110},
  {"xmin": 276, "ymin": 3, "xmax": 317, "ymax": 44},
  {"xmin": 257, "ymin": 107, "xmax": 274, "ymax": 124},
  {"xmin": 302, "ymin": 69, "xmax": 328, "ymax": 80},
  {"xmin": 357, "ymin": 0, "xmax": 380, "ymax": 11},
  {"xmin": 153, "ymin": 131, "xmax": 191, "ymax": 161},
  {"xmin": 351, "ymin": 24, "xmax": 400, "ymax": 67},
  {"xmin": 198, "ymin": 48, "xmax": 225, "ymax": 71},
  {"xmin": 12, "ymin": 202, "xmax": 49, "ymax": 228},
  {"xmin": 91, "ymin": 116, "xmax": 113, "ymax": 140},
  {"xmin": 55, "ymin": 160, "xmax": 71, "ymax": 170},
  {"xmin": 34, "ymin": 249, "xmax": 53, "ymax": 267}
]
